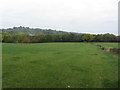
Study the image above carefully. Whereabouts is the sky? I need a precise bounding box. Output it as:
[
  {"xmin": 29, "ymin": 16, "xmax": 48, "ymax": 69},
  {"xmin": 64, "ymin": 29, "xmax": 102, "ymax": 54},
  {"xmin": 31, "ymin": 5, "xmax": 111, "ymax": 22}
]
[{"xmin": 0, "ymin": 0, "xmax": 119, "ymax": 35}]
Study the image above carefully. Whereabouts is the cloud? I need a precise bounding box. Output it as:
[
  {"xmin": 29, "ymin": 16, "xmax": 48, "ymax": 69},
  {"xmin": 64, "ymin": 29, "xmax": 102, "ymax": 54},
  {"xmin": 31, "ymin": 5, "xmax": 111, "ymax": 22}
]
[{"xmin": 0, "ymin": 0, "xmax": 119, "ymax": 35}]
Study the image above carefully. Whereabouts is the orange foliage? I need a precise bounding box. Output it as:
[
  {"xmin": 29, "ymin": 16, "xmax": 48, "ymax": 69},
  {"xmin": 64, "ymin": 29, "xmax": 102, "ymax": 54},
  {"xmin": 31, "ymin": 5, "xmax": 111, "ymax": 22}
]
[{"xmin": 21, "ymin": 36, "xmax": 31, "ymax": 43}]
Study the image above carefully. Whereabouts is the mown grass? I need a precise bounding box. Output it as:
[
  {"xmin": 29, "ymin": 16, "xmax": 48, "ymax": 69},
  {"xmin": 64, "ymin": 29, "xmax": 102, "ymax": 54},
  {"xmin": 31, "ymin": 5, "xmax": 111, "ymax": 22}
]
[{"xmin": 2, "ymin": 43, "xmax": 118, "ymax": 88}]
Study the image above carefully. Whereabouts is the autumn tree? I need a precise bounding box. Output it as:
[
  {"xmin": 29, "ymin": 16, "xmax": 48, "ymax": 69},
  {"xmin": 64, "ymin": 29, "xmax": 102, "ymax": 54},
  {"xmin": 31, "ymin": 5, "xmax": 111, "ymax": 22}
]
[{"xmin": 21, "ymin": 36, "xmax": 31, "ymax": 43}]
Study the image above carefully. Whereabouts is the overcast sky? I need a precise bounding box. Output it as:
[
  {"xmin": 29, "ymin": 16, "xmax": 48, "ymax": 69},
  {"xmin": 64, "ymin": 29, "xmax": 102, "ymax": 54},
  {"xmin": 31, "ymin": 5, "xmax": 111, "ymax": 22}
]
[{"xmin": 0, "ymin": 0, "xmax": 119, "ymax": 35}]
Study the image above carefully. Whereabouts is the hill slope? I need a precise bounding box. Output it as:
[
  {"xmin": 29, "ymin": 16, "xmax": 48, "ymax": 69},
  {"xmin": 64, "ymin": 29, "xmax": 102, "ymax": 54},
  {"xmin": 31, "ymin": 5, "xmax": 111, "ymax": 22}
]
[{"xmin": 1, "ymin": 26, "xmax": 82, "ymax": 35}]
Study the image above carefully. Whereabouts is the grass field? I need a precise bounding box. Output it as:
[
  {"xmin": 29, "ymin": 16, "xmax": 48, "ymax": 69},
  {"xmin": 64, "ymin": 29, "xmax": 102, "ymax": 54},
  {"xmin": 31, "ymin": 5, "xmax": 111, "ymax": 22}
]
[
  {"xmin": 2, "ymin": 43, "xmax": 118, "ymax": 88},
  {"xmin": 95, "ymin": 43, "xmax": 119, "ymax": 48},
  {"xmin": 0, "ymin": 43, "xmax": 2, "ymax": 89}
]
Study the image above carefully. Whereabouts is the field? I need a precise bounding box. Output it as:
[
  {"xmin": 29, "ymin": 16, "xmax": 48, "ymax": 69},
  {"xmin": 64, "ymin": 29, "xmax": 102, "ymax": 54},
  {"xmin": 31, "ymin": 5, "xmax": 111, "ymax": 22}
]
[
  {"xmin": 2, "ymin": 43, "xmax": 118, "ymax": 88},
  {"xmin": 95, "ymin": 43, "xmax": 118, "ymax": 48}
]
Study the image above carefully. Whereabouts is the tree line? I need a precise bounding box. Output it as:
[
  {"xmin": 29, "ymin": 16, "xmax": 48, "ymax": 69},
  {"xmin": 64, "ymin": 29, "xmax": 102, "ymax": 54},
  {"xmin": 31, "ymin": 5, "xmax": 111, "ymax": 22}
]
[{"xmin": 1, "ymin": 32, "xmax": 119, "ymax": 43}]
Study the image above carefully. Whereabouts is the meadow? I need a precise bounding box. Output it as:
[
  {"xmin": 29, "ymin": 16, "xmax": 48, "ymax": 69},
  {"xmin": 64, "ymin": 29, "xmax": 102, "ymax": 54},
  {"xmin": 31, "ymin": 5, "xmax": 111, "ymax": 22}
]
[
  {"xmin": 95, "ymin": 42, "xmax": 118, "ymax": 48},
  {"xmin": 2, "ymin": 43, "xmax": 118, "ymax": 88}
]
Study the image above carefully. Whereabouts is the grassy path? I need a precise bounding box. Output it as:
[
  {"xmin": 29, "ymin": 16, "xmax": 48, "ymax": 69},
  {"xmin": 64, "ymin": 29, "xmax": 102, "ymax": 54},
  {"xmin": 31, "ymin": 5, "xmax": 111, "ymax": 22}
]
[{"xmin": 2, "ymin": 43, "xmax": 118, "ymax": 88}]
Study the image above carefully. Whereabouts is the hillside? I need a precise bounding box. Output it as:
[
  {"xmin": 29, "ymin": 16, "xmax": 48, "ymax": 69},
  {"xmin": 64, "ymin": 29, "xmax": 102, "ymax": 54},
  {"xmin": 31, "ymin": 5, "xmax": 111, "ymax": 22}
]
[{"xmin": 0, "ymin": 26, "xmax": 82, "ymax": 35}]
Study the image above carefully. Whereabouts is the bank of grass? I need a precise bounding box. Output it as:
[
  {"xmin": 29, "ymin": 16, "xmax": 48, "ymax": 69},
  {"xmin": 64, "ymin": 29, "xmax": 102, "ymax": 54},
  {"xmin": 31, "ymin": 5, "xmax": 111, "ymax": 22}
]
[
  {"xmin": 96, "ymin": 42, "xmax": 119, "ymax": 48},
  {"xmin": 2, "ymin": 43, "xmax": 118, "ymax": 88}
]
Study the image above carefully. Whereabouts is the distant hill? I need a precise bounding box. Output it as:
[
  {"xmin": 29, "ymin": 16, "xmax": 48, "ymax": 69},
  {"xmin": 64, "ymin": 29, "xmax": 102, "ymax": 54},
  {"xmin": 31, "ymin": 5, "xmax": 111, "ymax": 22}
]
[{"xmin": 0, "ymin": 26, "xmax": 82, "ymax": 35}]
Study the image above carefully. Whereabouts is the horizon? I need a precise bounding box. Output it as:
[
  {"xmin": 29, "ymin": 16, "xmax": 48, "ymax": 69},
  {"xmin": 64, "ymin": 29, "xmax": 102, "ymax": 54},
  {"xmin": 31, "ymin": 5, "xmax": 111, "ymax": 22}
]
[{"xmin": 1, "ymin": 26, "xmax": 118, "ymax": 36}]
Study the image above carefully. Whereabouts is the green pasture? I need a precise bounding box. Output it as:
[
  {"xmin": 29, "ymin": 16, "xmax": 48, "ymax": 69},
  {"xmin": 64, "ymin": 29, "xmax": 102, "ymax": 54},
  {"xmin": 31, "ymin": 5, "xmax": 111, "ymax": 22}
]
[
  {"xmin": 2, "ymin": 43, "xmax": 118, "ymax": 88},
  {"xmin": 96, "ymin": 42, "xmax": 119, "ymax": 48}
]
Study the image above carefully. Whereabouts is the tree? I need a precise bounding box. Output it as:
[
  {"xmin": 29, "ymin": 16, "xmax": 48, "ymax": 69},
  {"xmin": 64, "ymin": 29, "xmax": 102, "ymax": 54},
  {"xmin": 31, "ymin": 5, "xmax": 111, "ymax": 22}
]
[
  {"xmin": 54, "ymin": 34, "xmax": 63, "ymax": 42},
  {"xmin": 102, "ymin": 33, "xmax": 117, "ymax": 42},
  {"xmin": 118, "ymin": 36, "xmax": 120, "ymax": 42},
  {"xmin": 0, "ymin": 34, "xmax": 2, "ymax": 42},
  {"xmin": 13, "ymin": 32, "xmax": 25, "ymax": 43},
  {"xmin": 32, "ymin": 34, "xmax": 46, "ymax": 43},
  {"xmin": 21, "ymin": 36, "xmax": 31, "ymax": 43},
  {"xmin": 82, "ymin": 34, "xmax": 95, "ymax": 42},
  {"xmin": 94, "ymin": 34, "xmax": 103, "ymax": 42},
  {"xmin": 45, "ymin": 34, "xmax": 54, "ymax": 42},
  {"xmin": 2, "ymin": 32, "xmax": 13, "ymax": 43}
]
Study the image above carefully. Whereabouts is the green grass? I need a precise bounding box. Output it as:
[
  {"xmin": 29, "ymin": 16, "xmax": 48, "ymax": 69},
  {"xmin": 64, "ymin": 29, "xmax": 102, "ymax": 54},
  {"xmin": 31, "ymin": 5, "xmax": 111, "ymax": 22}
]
[
  {"xmin": 0, "ymin": 43, "xmax": 2, "ymax": 89},
  {"xmin": 2, "ymin": 43, "xmax": 118, "ymax": 88},
  {"xmin": 96, "ymin": 42, "xmax": 119, "ymax": 48}
]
